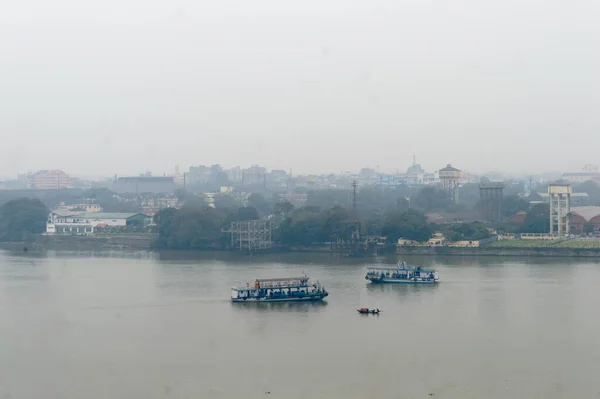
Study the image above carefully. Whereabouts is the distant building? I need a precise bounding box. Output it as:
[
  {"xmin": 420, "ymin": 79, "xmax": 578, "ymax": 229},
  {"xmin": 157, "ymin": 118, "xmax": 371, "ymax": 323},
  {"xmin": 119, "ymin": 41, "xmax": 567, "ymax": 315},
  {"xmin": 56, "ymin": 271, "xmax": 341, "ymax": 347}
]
[
  {"xmin": 113, "ymin": 176, "xmax": 175, "ymax": 194},
  {"xmin": 562, "ymin": 173, "xmax": 600, "ymax": 183},
  {"xmin": 78, "ymin": 212, "xmax": 150, "ymax": 227},
  {"xmin": 64, "ymin": 204, "xmax": 102, "ymax": 213},
  {"xmin": 405, "ymin": 156, "xmax": 425, "ymax": 184},
  {"xmin": 270, "ymin": 170, "xmax": 288, "ymax": 180},
  {"xmin": 226, "ymin": 166, "xmax": 242, "ymax": 183},
  {"xmin": 45, "ymin": 210, "xmax": 91, "ymax": 235},
  {"xmin": 26, "ymin": 170, "xmax": 71, "ymax": 189},
  {"xmin": 562, "ymin": 165, "xmax": 600, "ymax": 183},
  {"xmin": 507, "ymin": 212, "xmax": 526, "ymax": 224},
  {"xmin": 46, "ymin": 211, "xmax": 151, "ymax": 235},
  {"xmin": 439, "ymin": 164, "xmax": 461, "ymax": 204},
  {"xmin": 568, "ymin": 206, "xmax": 600, "ymax": 234},
  {"xmin": 188, "ymin": 165, "xmax": 211, "ymax": 185},
  {"xmin": 242, "ymin": 165, "xmax": 267, "ymax": 185},
  {"xmin": 137, "ymin": 195, "xmax": 179, "ymax": 211}
]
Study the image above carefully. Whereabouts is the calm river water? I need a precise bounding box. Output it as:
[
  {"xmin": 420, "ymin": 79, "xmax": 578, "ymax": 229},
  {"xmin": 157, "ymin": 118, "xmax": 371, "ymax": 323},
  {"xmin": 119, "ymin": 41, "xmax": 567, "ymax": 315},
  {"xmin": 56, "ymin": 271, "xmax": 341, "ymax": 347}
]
[{"xmin": 1, "ymin": 249, "xmax": 600, "ymax": 399}]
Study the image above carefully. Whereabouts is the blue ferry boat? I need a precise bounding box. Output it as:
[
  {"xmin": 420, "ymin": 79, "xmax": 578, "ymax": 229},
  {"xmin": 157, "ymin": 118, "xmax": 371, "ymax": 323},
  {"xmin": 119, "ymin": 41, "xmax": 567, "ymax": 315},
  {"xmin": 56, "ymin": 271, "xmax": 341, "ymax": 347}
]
[
  {"xmin": 231, "ymin": 275, "xmax": 329, "ymax": 302},
  {"xmin": 365, "ymin": 262, "xmax": 439, "ymax": 284}
]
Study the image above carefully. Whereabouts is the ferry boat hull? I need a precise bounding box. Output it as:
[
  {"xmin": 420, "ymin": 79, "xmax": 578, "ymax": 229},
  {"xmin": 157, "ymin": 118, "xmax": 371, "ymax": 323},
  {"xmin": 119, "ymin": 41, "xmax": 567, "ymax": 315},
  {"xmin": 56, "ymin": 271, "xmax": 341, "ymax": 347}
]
[
  {"xmin": 366, "ymin": 277, "xmax": 438, "ymax": 284},
  {"xmin": 365, "ymin": 262, "xmax": 439, "ymax": 285},
  {"xmin": 231, "ymin": 276, "xmax": 329, "ymax": 303},
  {"xmin": 231, "ymin": 293, "xmax": 328, "ymax": 303}
]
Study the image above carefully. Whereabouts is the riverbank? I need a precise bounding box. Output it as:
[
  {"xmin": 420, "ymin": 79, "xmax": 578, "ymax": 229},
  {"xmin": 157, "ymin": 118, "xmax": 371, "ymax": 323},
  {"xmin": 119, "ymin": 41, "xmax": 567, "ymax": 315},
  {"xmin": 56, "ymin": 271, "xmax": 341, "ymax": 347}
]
[
  {"xmin": 4, "ymin": 234, "xmax": 157, "ymax": 251},
  {"xmin": 396, "ymin": 245, "xmax": 600, "ymax": 258},
  {"xmin": 6, "ymin": 235, "xmax": 600, "ymax": 258}
]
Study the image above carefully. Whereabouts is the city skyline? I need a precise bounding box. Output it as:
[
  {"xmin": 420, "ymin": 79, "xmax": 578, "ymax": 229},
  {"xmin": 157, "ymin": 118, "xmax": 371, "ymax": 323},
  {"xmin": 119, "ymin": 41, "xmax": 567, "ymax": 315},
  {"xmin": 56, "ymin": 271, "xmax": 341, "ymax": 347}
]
[{"xmin": 2, "ymin": 159, "xmax": 585, "ymax": 183}]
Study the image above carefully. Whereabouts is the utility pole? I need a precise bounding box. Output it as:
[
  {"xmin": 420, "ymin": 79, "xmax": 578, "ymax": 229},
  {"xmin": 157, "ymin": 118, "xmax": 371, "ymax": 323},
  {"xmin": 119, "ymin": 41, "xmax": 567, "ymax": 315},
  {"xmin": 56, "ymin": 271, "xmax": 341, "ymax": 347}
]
[{"xmin": 352, "ymin": 180, "xmax": 358, "ymax": 211}]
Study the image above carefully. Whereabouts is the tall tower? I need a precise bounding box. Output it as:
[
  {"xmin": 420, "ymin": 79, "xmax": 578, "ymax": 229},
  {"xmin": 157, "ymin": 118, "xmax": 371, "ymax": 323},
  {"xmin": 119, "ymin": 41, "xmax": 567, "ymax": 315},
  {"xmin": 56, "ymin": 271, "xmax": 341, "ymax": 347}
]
[
  {"xmin": 479, "ymin": 178, "xmax": 504, "ymax": 223},
  {"xmin": 351, "ymin": 180, "xmax": 358, "ymax": 210},
  {"xmin": 549, "ymin": 184, "xmax": 572, "ymax": 235},
  {"xmin": 439, "ymin": 164, "xmax": 461, "ymax": 204}
]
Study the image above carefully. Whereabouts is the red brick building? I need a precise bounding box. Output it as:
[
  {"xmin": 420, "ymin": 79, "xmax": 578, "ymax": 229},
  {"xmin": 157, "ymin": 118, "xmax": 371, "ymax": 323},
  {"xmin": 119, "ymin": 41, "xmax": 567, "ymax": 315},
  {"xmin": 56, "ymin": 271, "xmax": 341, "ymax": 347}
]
[{"xmin": 569, "ymin": 206, "xmax": 600, "ymax": 233}]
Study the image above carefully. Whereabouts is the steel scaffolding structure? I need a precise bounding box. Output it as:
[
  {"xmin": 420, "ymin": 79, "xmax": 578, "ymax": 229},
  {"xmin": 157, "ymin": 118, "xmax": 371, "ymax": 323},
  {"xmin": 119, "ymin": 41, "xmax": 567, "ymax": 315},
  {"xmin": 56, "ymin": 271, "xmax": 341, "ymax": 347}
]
[{"xmin": 223, "ymin": 220, "xmax": 272, "ymax": 252}]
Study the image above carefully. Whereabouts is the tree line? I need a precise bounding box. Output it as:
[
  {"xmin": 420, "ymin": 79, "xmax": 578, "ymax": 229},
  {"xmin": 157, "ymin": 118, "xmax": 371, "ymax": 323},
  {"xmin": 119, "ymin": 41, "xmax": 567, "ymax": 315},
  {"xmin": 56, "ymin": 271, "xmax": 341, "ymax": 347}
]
[{"xmin": 2, "ymin": 179, "xmax": 599, "ymax": 244}]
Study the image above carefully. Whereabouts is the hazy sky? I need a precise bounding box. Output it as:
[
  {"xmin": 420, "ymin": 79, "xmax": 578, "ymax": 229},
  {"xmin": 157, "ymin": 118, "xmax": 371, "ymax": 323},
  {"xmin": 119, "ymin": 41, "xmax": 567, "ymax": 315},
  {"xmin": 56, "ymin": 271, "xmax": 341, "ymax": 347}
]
[{"xmin": 1, "ymin": 0, "xmax": 599, "ymax": 178}]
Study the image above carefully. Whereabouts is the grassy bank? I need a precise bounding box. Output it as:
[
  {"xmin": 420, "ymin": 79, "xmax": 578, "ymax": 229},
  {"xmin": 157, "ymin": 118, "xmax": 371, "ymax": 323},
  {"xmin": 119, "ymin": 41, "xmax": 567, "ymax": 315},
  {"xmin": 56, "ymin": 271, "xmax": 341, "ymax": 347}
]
[{"xmin": 488, "ymin": 239, "xmax": 600, "ymax": 249}]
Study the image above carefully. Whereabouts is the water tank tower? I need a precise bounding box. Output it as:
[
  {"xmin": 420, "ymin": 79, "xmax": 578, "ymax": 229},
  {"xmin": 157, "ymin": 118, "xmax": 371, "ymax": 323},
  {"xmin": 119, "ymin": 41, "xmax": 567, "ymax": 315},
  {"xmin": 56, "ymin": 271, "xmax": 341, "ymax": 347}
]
[
  {"xmin": 479, "ymin": 177, "xmax": 505, "ymax": 223},
  {"xmin": 548, "ymin": 184, "xmax": 572, "ymax": 235},
  {"xmin": 439, "ymin": 164, "xmax": 461, "ymax": 204}
]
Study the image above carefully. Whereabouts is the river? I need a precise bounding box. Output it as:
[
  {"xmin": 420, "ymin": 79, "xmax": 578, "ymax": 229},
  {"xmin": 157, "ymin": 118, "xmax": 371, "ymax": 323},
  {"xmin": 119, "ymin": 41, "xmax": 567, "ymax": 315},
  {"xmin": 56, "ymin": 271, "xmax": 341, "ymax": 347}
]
[{"xmin": 1, "ymin": 249, "xmax": 600, "ymax": 398}]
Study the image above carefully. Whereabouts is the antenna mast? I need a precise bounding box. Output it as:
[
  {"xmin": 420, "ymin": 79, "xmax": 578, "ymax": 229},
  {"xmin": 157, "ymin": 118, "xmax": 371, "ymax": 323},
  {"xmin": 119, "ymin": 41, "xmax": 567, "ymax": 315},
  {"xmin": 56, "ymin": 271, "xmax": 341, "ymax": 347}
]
[{"xmin": 352, "ymin": 180, "xmax": 358, "ymax": 211}]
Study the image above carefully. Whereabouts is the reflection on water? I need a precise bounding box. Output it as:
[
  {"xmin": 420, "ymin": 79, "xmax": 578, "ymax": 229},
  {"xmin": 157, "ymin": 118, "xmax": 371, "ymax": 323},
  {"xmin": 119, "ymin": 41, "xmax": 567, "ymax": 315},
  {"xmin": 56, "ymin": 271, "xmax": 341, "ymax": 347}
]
[
  {"xmin": 231, "ymin": 300, "xmax": 329, "ymax": 313},
  {"xmin": 365, "ymin": 281, "xmax": 440, "ymax": 294},
  {"xmin": 2, "ymin": 249, "xmax": 600, "ymax": 399}
]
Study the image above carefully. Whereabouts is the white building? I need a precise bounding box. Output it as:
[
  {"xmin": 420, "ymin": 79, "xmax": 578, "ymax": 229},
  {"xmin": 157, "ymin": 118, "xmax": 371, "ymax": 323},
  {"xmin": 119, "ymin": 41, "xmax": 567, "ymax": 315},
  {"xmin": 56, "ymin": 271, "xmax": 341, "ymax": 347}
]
[
  {"xmin": 45, "ymin": 210, "xmax": 90, "ymax": 235},
  {"xmin": 46, "ymin": 211, "xmax": 150, "ymax": 235}
]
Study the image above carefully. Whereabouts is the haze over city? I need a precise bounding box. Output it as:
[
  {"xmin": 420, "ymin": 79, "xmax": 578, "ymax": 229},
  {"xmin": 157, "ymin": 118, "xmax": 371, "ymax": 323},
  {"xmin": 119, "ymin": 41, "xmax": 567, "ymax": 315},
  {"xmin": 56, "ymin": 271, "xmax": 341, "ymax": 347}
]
[
  {"xmin": 5, "ymin": 2, "xmax": 600, "ymax": 398},
  {"xmin": 2, "ymin": 0, "xmax": 599, "ymax": 178}
]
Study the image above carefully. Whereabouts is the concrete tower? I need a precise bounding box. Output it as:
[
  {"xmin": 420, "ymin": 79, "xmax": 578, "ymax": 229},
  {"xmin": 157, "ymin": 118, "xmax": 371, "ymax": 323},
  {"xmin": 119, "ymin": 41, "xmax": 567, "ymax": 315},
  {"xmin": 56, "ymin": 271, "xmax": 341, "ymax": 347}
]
[
  {"xmin": 439, "ymin": 164, "xmax": 461, "ymax": 204},
  {"xmin": 549, "ymin": 184, "xmax": 572, "ymax": 235},
  {"xmin": 479, "ymin": 177, "xmax": 505, "ymax": 223}
]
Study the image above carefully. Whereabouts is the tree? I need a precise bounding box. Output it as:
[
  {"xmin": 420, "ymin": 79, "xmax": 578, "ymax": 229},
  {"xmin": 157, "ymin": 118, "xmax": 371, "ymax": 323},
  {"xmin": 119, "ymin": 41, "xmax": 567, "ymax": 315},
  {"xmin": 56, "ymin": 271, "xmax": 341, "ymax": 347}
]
[
  {"xmin": 247, "ymin": 193, "xmax": 271, "ymax": 217},
  {"xmin": 154, "ymin": 206, "xmax": 234, "ymax": 249},
  {"xmin": 444, "ymin": 223, "xmax": 491, "ymax": 241},
  {"xmin": 321, "ymin": 206, "xmax": 361, "ymax": 241},
  {"xmin": 234, "ymin": 207, "xmax": 259, "ymax": 221},
  {"xmin": 213, "ymin": 194, "xmax": 242, "ymax": 209},
  {"xmin": 575, "ymin": 180, "xmax": 600, "ymax": 206},
  {"xmin": 381, "ymin": 208, "xmax": 433, "ymax": 243},
  {"xmin": 306, "ymin": 190, "xmax": 350, "ymax": 209},
  {"xmin": 81, "ymin": 188, "xmax": 139, "ymax": 213},
  {"xmin": 458, "ymin": 184, "xmax": 481, "ymax": 210},
  {"xmin": 411, "ymin": 187, "xmax": 456, "ymax": 213},
  {"xmin": 174, "ymin": 188, "xmax": 187, "ymax": 202},
  {"xmin": 276, "ymin": 206, "xmax": 326, "ymax": 246},
  {"xmin": 271, "ymin": 201, "xmax": 295, "ymax": 226},
  {"xmin": 501, "ymin": 195, "xmax": 530, "ymax": 218},
  {"xmin": 273, "ymin": 201, "xmax": 295, "ymax": 218},
  {"xmin": 520, "ymin": 203, "xmax": 549, "ymax": 233},
  {"xmin": 584, "ymin": 222, "xmax": 595, "ymax": 234},
  {"xmin": 0, "ymin": 198, "xmax": 48, "ymax": 242},
  {"xmin": 182, "ymin": 194, "xmax": 207, "ymax": 209}
]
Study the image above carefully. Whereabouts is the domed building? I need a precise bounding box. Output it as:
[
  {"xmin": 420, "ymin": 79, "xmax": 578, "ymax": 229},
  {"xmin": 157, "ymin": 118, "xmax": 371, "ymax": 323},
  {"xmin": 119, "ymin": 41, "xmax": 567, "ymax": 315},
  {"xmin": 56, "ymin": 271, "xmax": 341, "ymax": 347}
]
[{"xmin": 406, "ymin": 156, "xmax": 425, "ymax": 184}]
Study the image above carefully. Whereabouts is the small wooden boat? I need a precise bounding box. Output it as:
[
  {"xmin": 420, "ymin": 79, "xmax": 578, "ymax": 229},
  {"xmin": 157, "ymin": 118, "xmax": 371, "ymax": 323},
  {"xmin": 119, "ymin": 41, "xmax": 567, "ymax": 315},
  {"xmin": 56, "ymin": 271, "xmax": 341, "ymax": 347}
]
[{"xmin": 357, "ymin": 308, "xmax": 380, "ymax": 314}]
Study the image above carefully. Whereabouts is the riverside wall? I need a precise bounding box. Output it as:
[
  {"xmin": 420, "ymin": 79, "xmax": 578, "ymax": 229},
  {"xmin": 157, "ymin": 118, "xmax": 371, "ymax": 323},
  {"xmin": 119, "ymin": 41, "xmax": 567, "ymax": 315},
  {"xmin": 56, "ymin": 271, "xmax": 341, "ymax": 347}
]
[
  {"xmin": 32, "ymin": 235, "xmax": 155, "ymax": 250},
  {"xmin": 396, "ymin": 246, "xmax": 600, "ymax": 258}
]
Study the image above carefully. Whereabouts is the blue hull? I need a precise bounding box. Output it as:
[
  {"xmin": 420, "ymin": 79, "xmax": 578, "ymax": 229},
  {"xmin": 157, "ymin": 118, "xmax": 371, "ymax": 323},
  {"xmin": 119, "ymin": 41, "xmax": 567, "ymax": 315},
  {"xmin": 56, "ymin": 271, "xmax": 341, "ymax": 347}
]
[
  {"xmin": 231, "ymin": 295, "xmax": 328, "ymax": 303},
  {"xmin": 367, "ymin": 278, "xmax": 438, "ymax": 284}
]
